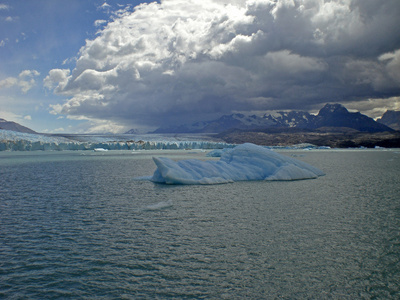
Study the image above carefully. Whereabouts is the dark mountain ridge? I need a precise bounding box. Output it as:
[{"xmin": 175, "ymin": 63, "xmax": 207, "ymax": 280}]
[
  {"xmin": 0, "ymin": 118, "xmax": 37, "ymax": 134},
  {"xmin": 216, "ymin": 127, "xmax": 400, "ymax": 148},
  {"xmin": 152, "ymin": 103, "xmax": 395, "ymax": 134},
  {"xmin": 313, "ymin": 104, "xmax": 392, "ymax": 132},
  {"xmin": 377, "ymin": 110, "xmax": 400, "ymax": 130}
]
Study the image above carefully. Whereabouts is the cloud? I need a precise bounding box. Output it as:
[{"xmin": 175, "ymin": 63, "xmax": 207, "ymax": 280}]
[
  {"xmin": 83, "ymin": 119, "xmax": 125, "ymax": 134},
  {"xmin": 18, "ymin": 70, "xmax": 40, "ymax": 93},
  {"xmin": 379, "ymin": 49, "xmax": 400, "ymax": 85},
  {"xmin": 344, "ymin": 96, "xmax": 400, "ymax": 119},
  {"xmin": 47, "ymin": 0, "xmax": 400, "ymax": 131},
  {"xmin": 0, "ymin": 110, "xmax": 32, "ymax": 125},
  {"xmin": 0, "ymin": 111, "xmax": 21, "ymax": 122},
  {"xmin": 43, "ymin": 69, "xmax": 70, "ymax": 91},
  {"xmin": 0, "ymin": 69, "xmax": 40, "ymax": 93},
  {"xmin": 94, "ymin": 19, "xmax": 107, "ymax": 27},
  {"xmin": 0, "ymin": 77, "xmax": 18, "ymax": 89},
  {"xmin": 100, "ymin": 2, "xmax": 111, "ymax": 10},
  {"xmin": 19, "ymin": 70, "xmax": 40, "ymax": 78},
  {"xmin": 53, "ymin": 127, "xmax": 65, "ymax": 132}
]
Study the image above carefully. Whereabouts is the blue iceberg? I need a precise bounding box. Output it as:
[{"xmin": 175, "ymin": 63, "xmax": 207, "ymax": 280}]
[{"xmin": 151, "ymin": 143, "xmax": 324, "ymax": 185}]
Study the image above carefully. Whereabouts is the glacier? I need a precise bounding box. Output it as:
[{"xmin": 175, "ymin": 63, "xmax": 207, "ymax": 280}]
[
  {"xmin": 1, "ymin": 129, "xmax": 332, "ymax": 152},
  {"xmin": 151, "ymin": 143, "xmax": 325, "ymax": 185},
  {"xmin": 0, "ymin": 129, "xmax": 233, "ymax": 151}
]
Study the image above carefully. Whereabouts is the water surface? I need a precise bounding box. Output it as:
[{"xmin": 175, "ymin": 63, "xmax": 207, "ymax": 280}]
[{"xmin": 1, "ymin": 149, "xmax": 399, "ymax": 299}]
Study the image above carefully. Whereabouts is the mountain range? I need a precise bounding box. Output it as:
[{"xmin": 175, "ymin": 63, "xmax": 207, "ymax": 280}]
[
  {"xmin": 152, "ymin": 103, "xmax": 395, "ymax": 134},
  {"xmin": 1, "ymin": 103, "xmax": 398, "ymax": 138}
]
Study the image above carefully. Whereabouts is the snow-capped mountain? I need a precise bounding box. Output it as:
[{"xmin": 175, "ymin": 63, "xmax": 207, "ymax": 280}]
[
  {"xmin": 124, "ymin": 128, "xmax": 139, "ymax": 134},
  {"xmin": 153, "ymin": 103, "xmax": 394, "ymax": 133},
  {"xmin": 263, "ymin": 110, "xmax": 315, "ymax": 129},
  {"xmin": 0, "ymin": 118, "xmax": 37, "ymax": 134}
]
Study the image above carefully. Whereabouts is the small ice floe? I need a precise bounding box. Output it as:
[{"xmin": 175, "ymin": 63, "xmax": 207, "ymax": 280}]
[
  {"xmin": 93, "ymin": 148, "xmax": 108, "ymax": 152},
  {"xmin": 142, "ymin": 200, "xmax": 173, "ymax": 211}
]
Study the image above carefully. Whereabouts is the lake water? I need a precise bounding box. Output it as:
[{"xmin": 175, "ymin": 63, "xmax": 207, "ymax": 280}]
[{"xmin": 1, "ymin": 149, "xmax": 399, "ymax": 299}]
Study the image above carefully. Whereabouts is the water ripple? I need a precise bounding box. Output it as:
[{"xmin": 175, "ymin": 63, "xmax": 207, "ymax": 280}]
[{"xmin": 1, "ymin": 150, "xmax": 399, "ymax": 298}]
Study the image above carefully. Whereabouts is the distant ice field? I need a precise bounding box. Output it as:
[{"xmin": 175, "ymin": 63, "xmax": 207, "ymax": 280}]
[
  {"xmin": 0, "ymin": 130, "xmax": 233, "ymax": 151},
  {"xmin": 1, "ymin": 148, "xmax": 399, "ymax": 299}
]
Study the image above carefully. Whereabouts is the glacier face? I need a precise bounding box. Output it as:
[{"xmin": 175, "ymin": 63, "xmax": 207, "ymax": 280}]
[
  {"xmin": 151, "ymin": 143, "xmax": 325, "ymax": 185},
  {"xmin": 0, "ymin": 129, "xmax": 233, "ymax": 151}
]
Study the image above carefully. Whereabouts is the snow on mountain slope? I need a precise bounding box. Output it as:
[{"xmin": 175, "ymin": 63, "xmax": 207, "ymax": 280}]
[{"xmin": 263, "ymin": 111, "xmax": 314, "ymax": 128}]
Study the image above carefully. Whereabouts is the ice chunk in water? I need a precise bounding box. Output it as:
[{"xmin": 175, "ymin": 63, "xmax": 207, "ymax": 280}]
[
  {"xmin": 142, "ymin": 200, "xmax": 173, "ymax": 211},
  {"xmin": 151, "ymin": 143, "xmax": 324, "ymax": 185}
]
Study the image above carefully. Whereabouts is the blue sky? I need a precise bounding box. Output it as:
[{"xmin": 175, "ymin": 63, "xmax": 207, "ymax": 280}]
[
  {"xmin": 1, "ymin": 0, "xmax": 400, "ymax": 133},
  {"xmin": 0, "ymin": 0, "xmax": 153, "ymax": 132}
]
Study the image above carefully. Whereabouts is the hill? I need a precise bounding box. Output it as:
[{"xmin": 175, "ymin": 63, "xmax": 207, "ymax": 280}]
[
  {"xmin": 0, "ymin": 118, "xmax": 37, "ymax": 134},
  {"xmin": 216, "ymin": 128, "xmax": 400, "ymax": 148}
]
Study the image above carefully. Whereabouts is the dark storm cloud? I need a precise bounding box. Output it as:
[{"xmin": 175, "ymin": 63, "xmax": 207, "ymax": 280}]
[{"xmin": 45, "ymin": 0, "xmax": 400, "ymax": 131}]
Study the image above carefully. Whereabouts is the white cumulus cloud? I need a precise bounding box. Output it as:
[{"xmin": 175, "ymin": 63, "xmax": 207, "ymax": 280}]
[
  {"xmin": 43, "ymin": 69, "xmax": 71, "ymax": 92},
  {"xmin": 0, "ymin": 69, "xmax": 40, "ymax": 93}
]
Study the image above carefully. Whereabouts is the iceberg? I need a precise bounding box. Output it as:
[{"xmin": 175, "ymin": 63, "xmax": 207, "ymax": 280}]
[
  {"xmin": 93, "ymin": 148, "xmax": 108, "ymax": 152},
  {"xmin": 151, "ymin": 143, "xmax": 324, "ymax": 185}
]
